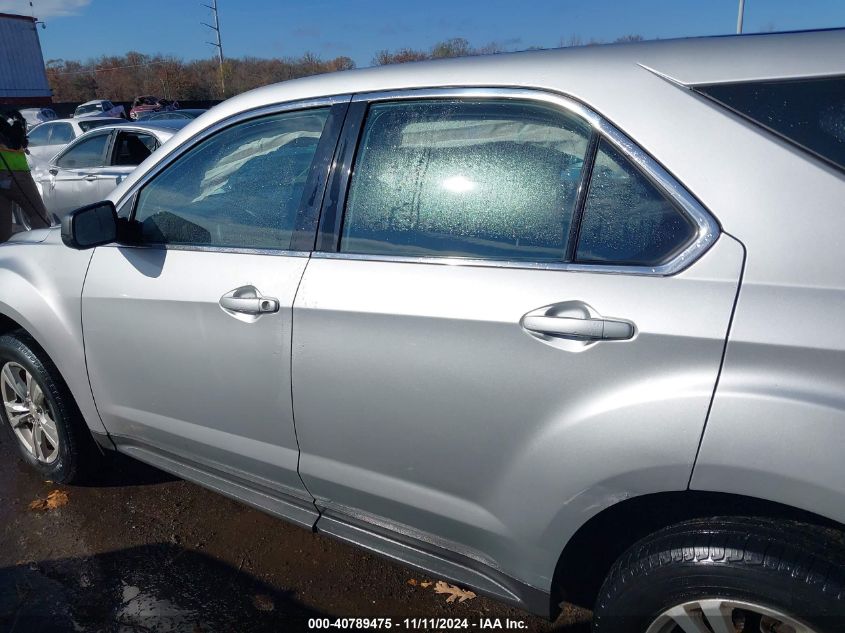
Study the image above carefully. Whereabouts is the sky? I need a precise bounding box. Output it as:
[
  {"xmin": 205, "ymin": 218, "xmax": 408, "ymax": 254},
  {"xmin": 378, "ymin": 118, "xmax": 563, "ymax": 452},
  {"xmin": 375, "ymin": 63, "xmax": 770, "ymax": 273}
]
[{"xmin": 1, "ymin": 0, "xmax": 844, "ymax": 67}]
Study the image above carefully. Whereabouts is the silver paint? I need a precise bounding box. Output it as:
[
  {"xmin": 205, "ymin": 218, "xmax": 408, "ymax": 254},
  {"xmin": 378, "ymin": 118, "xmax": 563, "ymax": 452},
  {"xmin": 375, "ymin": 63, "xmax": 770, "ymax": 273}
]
[{"xmin": 0, "ymin": 29, "xmax": 841, "ymax": 613}]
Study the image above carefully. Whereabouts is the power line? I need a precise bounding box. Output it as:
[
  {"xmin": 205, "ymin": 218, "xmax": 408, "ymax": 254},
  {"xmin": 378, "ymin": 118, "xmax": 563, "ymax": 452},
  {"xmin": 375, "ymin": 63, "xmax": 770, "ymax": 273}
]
[
  {"xmin": 49, "ymin": 60, "xmax": 177, "ymax": 76},
  {"xmin": 202, "ymin": 0, "xmax": 226, "ymax": 98}
]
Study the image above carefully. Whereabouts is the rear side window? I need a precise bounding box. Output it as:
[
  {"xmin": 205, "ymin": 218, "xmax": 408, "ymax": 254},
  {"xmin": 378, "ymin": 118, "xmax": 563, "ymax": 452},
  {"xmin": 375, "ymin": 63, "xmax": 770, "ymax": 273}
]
[
  {"xmin": 49, "ymin": 123, "xmax": 74, "ymax": 145},
  {"xmin": 341, "ymin": 100, "xmax": 592, "ymax": 261},
  {"xmin": 697, "ymin": 76, "xmax": 845, "ymax": 171},
  {"xmin": 112, "ymin": 131, "xmax": 157, "ymax": 166},
  {"xmin": 575, "ymin": 139, "xmax": 696, "ymax": 266}
]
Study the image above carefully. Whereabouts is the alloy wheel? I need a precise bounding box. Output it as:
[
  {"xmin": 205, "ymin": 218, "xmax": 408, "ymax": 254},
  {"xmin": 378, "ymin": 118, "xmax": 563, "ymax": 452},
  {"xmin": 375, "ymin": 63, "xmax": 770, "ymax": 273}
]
[
  {"xmin": 645, "ymin": 598, "xmax": 818, "ymax": 633},
  {"xmin": 1, "ymin": 362, "xmax": 60, "ymax": 463}
]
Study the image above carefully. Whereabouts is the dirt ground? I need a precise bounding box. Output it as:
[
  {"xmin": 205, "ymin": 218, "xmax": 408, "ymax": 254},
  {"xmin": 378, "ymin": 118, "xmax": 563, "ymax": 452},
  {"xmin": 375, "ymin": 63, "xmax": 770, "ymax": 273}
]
[{"xmin": 0, "ymin": 437, "xmax": 592, "ymax": 632}]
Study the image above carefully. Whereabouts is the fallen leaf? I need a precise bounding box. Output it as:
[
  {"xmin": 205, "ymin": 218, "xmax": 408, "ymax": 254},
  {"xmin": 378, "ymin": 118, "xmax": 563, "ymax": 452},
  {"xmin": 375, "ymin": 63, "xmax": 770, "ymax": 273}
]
[
  {"xmin": 434, "ymin": 580, "xmax": 476, "ymax": 604},
  {"xmin": 46, "ymin": 490, "xmax": 69, "ymax": 509},
  {"xmin": 407, "ymin": 578, "xmax": 418, "ymax": 586},
  {"xmin": 252, "ymin": 594, "xmax": 274, "ymax": 612},
  {"xmin": 29, "ymin": 489, "xmax": 69, "ymax": 511},
  {"xmin": 420, "ymin": 581, "xmax": 432, "ymax": 588},
  {"xmin": 28, "ymin": 499, "xmax": 47, "ymax": 511}
]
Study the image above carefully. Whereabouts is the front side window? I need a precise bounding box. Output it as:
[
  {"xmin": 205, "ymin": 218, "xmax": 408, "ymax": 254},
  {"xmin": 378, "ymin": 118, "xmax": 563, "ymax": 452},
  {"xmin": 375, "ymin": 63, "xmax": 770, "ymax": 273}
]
[
  {"xmin": 27, "ymin": 124, "xmax": 51, "ymax": 146},
  {"xmin": 133, "ymin": 108, "xmax": 329, "ymax": 250},
  {"xmin": 341, "ymin": 100, "xmax": 591, "ymax": 261},
  {"xmin": 56, "ymin": 132, "xmax": 110, "ymax": 169},
  {"xmin": 575, "ymin": 139, "xmax": 696, "ymax": 266}
]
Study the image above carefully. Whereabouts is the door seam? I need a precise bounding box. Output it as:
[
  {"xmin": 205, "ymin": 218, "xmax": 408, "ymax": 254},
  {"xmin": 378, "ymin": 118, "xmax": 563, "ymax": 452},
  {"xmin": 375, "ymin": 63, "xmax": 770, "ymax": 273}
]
[
  {"xmin": 289, "ymin": 252, "xmax": 323, "ymax": 530},
  {"xmin": 78, "ymin": 247, "xmax": 114, "ymax": 452},
  {"xmin": 687, "ymin": 231, "xmax": 747, "ymax": 489}
]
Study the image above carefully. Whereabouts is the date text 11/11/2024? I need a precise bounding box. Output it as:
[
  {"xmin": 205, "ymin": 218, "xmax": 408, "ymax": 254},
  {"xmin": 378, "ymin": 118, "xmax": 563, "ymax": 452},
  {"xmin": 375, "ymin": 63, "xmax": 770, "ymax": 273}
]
[{"xmin": 307, "ymin": 618, "xmax": 529, "ymax": 629}]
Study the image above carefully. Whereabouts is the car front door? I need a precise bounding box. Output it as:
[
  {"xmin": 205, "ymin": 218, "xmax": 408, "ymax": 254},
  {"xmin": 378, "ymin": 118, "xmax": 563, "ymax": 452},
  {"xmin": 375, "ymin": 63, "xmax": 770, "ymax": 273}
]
[
  {"xmin": 42, "ymin": 130, "xmax": 112, "ymax": 217},
  {"xmin": 292, "ymin": 91, "xmax": 744, "ymax": 588},
  {"xmin": 81, "ymin": 102, "xmax": 346, "ymax": 526}
]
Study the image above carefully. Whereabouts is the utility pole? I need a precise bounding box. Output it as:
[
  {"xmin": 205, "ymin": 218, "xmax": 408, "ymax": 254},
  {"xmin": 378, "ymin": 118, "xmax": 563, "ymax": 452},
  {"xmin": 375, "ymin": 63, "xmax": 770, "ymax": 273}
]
[
  {"xmin": 736, "ymin": 0, "xmax": 746, "ymax": 34},
  {"xmin": 202, "ymin": 0, "xmax": 225, "ymax": 98}
]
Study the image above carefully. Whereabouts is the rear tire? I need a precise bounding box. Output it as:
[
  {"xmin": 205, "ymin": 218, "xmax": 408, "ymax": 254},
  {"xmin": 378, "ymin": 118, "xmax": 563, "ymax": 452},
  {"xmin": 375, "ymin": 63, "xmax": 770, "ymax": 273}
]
[
  {"xmin": 0, "ymin": 331, "xmax": 102, "ymax": 484},
  {"xmin": 592, "ymin": 516, "xmax": 845, "ymax": 633}
]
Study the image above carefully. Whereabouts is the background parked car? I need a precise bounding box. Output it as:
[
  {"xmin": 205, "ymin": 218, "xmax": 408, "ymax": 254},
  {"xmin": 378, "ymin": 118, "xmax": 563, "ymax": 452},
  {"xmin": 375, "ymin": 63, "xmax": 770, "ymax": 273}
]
[
  {"xmin": 31, "ymin": 120, "xmax": 187, "ymax": 219},
  {"xmin": 25, "ymin": 117, "xmax": 126, "ymax": 166},
  {"xmin": 18, "ymin": 107, "xmax": 58, "ymax": 130},
  {"xmin": 73, "ymin": 99, "xmax": 126, "ymax": 119},
  {"xmin": 137, "ymin": 108, "xmax": 207, "ymax": 121},
  {"xmin": 129, "ymin": 95, "xmax": 179, "ymax": 120}
]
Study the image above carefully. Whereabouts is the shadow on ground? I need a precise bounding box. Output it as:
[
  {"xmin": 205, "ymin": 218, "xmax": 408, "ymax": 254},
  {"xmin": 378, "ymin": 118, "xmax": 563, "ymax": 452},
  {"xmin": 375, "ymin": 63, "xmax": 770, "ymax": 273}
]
[
  {"xmin": 0, "ymin": 544, "xmax": 325, "ymax": 633},
  {"xmin": 0, "ymin": 437, "xmax": 591, "ymax": 632}
]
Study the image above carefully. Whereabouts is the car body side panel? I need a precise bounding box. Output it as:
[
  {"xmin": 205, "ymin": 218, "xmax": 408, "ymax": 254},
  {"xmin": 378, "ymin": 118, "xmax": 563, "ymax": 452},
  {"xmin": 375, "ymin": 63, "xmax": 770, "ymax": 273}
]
[
  {"xmin": 690, "ymin": 280, "xmax": 845, "ymax": 525},
  {"xmin": 0, "ymin": 230, "xmax": 106, "ymax": 433},
  {"xmin": 81, "ymin": 245, "xmax": 310, "ymax": 499},
  {"xmin": 295, "ymin": 235, "xmax": 744, "ymax": 590},
  {"xmin": 27, "ymin": 141, "xmax": 64, "ymax": 165}
]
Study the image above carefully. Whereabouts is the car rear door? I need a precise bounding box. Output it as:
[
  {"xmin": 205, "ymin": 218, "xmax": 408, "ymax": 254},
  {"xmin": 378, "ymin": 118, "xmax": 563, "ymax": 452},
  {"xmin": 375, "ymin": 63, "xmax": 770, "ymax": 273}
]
[
  {"xmin": 291, "ymin": 90, "xmax": 744, "ymax": 588},
  {"xmin": 81, "ymin": 99, "xmax": 348, "ymax": 526}
]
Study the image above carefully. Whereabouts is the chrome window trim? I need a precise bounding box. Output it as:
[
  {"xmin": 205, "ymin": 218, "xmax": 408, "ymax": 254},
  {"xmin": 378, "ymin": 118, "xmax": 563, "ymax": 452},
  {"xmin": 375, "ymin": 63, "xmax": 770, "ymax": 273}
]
[
  {"xmin": 312, "ymin": 250, "xmax": 706, "ymax": 276},
  {"xmin": 341, "ymin": 87, "xmax": 720, "ymax": 276},
  {"xmin": 99, "ymin": 242, "xmax": 310, "ymax": 258},
  {"xmin": 113, "ymin": 94, "xmax": 351, "ymax": 215},
  {"xmin": 110, "ymin": 94, "xmax": 349, "ymax": 256}
]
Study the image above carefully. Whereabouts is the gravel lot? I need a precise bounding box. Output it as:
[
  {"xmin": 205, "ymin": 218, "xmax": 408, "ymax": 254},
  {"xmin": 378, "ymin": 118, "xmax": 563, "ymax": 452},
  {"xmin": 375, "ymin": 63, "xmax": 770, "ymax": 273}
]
[{"xmin": 0, "ymin": 437, "xmax": 591, "ymax": 632}]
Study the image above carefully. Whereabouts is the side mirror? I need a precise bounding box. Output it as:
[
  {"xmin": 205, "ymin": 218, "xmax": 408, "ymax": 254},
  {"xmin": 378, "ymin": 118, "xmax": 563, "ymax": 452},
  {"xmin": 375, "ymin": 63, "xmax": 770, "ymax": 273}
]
[{"xmin": 61, "ymin": 201, "xmax": 118, "ymax": 249}]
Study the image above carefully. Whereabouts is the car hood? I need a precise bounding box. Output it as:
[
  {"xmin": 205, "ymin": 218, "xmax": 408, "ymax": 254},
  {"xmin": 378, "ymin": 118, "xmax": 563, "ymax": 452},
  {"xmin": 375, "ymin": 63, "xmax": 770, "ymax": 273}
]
[{"xmin": 4, "ymin": 226, "xmax": 57, "ymax": 245}]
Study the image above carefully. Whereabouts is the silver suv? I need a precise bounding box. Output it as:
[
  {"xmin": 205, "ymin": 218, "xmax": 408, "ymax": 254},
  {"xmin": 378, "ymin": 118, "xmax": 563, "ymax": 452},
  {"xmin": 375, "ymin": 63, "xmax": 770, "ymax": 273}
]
[{"xmin": 1, "ymin": 30, "xmax": 844, "ymax": 632}]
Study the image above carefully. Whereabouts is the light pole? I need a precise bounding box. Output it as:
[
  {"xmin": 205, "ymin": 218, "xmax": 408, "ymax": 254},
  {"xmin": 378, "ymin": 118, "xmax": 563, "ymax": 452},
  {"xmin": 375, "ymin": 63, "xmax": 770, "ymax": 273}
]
[
  {"xmin": 736, "ymin": 0, "xmax": 746, "ymax": 34},
  {"xmin": 202, "ymin": 0, "xmax": 225, "ymax": 98}
]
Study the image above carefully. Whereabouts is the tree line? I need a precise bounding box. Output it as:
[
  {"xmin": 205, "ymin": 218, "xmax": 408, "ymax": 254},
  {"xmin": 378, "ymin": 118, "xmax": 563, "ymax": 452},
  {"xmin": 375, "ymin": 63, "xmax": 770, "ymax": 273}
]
[{"xmin": 45, "ymin": 35, "xmax": 644, "ymax": 103}]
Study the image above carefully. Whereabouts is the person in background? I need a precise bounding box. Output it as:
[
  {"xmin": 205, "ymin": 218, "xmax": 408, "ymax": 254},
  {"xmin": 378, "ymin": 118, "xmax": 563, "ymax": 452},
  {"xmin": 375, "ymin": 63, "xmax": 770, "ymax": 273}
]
[{"xmin": 0, "ymin": 108, "xmax": 50, "ymax": 242}]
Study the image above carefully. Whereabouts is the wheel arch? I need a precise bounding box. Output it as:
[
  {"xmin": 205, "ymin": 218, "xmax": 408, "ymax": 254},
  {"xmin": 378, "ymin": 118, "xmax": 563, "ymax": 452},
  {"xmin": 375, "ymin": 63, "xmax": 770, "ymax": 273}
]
[
  {"xmin": 0, "ymin": 310, "xmax": 82, "ymax": 410},
  {"xmin": 550, "ymin": 489, "xmax": 843, "ymax": 617}
]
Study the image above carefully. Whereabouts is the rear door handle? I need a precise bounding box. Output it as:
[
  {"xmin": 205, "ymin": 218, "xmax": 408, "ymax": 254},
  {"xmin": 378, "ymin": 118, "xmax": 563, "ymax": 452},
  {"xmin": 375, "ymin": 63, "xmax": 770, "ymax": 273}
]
[
  {"xmin": 83, "ymin": 174, "xmax": 98, "ymax": 181},
  {"xmin": 219, "ymin": 287, "xmax": 279, "ymax": 315},
  {"xmin": 522, "ymin": 315, "xmax": 634, "ymax": 341}
]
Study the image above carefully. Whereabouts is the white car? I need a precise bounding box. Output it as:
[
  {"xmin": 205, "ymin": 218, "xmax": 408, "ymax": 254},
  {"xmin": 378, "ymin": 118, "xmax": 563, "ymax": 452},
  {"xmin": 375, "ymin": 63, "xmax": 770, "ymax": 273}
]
[
  {"xmin": 26, "ymin": 117, "xmax": 126, "ymax": 166},
  {"xmin": 18, "ymin": 107, "xmax": 58, "ymax": 130},
  {"xmin": 73, "ymin": 100, "xmax": 126, "ymax": 119}
]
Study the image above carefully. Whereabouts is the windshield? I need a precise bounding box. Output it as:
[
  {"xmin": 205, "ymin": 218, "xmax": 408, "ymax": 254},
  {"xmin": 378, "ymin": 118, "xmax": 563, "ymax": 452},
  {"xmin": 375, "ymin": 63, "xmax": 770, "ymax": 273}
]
[
  {"xmin": 76, "ymin": 103, "xmax": 104, "ymax": 115},
  {"xmin": 79, "ymin": 119, "xmax": 121, "ymax": 132}
]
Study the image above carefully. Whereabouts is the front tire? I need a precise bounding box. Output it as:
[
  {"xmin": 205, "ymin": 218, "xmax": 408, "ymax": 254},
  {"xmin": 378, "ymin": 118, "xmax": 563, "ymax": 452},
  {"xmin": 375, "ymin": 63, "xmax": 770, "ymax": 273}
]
[
  {"xmin": 593, "ymin": 516, "xmax": 845, "ymax": 633},
  {"xmin": 0, "ymin": 331, "xmax": 101, "ymax": 484}
]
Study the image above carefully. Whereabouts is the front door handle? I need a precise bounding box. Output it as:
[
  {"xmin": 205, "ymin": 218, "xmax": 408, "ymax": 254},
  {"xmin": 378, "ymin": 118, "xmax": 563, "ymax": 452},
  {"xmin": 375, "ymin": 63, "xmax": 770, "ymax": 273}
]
[
  {"xmin": 219, "ymin": 286, "xmax": 279, "ymax": 315},
  {"xmin": 83, "ymin": 174, "xmax": 98, "ymax": 181},
  {"xmin": 522, "ymin": 315, "xmax": 634, "ymax": 341}
]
